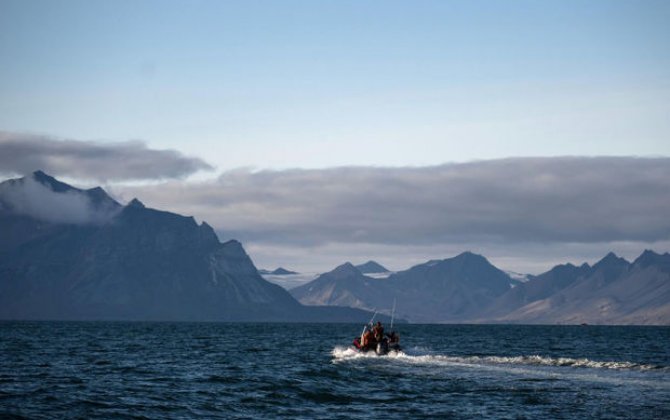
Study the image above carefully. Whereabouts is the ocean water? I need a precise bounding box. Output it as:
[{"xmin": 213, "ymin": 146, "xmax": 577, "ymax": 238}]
[{"xmin": 1, "ymin": 322, "xmax": 668, "ymax": 419}]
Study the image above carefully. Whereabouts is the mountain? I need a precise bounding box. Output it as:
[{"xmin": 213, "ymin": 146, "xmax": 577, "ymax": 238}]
[
  {"xmin": 0, "ymin": 170, "xmax": 121, "ymax": 218},
  {"xmin": 290, "ymin": 263, "xmax": 389, "ymax": 310},
  {"xmin": 385, "ymin": 252, "xmax": 513, "ymax": 322},
  {"xmin": 355, "ymin": 260, "xmax": 389, "ymax": 274},
  {"xmin": 0, "ymin": 172, "xmax": 380, "ymax": 322},
  {"xmin": 293, "ymin": 252, "xmax": 513, "ymax": 323},
  {"xmin": 292, "ymin": 251, "xmax": 670, "ymax": 325},
  {"xmin": 483, "ymin": 251, "xmax": 670, "ymax": 325},
  {"xmin": 6, "ymin": 172, "xmax": 666, "ymax": 324},
  {"xmin": 0, "ymin": 170, "xmax": 121, "ymax": 252},
  {"xmin": 482, "ymin": 262, "xmax": 593, "ymax": 319}
]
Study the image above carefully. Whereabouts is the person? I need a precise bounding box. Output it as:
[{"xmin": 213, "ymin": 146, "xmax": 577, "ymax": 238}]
[
  {"xmin": 388, "ymin": 331, "xmax": 399, "ymax": 344},
  {"xmin": 386, "ymin": 331, "xmax": 401, "ymax": 352},
  {"xmin": 361, "ymin": 328, "xmax": 373, "ymax": 350},
  {"xmin": 372, "ymin": 321, "xmax": 384, "ymax": 342}
]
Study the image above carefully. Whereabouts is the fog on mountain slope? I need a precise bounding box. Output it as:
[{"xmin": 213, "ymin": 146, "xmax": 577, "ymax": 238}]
[{"xmin": 0, "ymin": 171, "xmax": 120, "ymax": 225}]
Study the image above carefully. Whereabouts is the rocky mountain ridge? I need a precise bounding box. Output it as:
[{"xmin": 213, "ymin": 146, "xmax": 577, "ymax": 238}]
[
  {"xmin": 3, "ymin": 171, "xmax": 666, "ymax": 324},
  {"xmin": 291, "ymin": 251, "xmax": 670, "ymax": 325},
  {"xmin": 0, "ymin": 171, "xmax": 386, "ymax": 322}
]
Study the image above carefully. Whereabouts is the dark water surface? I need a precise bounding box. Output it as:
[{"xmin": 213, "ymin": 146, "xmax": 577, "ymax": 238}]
[{"xmin": 1, "ymin": 322, "xmax": 668, "ymax": 419}]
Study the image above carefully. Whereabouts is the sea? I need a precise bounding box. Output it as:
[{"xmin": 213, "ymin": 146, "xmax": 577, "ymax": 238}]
[{"xmin": 1, "ymin": 322, "xmax": 668, "ymax": 419}]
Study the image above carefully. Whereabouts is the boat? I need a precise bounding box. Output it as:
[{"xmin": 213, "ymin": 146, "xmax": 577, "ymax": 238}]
[
  {"xmin": 351, "ymin": 302, "xmax": 402, "ymax": 356},
  {"xmin": 352, "ymin": 326, "xmax": 402, "ymax": 355}
]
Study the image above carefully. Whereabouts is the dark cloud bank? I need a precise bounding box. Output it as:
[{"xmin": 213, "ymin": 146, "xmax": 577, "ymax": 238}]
[
  {"xmin": 126, "ymin": 157, "xmax": 670, "ymax": 250},
  {"xmin": 0, "ymin": 131, "xmax": 213, "ymax": 181}
]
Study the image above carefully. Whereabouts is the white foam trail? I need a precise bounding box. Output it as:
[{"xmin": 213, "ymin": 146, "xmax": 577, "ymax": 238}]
[
  {"xmin": 331, "ymin": 346, "xmax": 666, "ymax": 372},
  {"xmin": 420, "ymin": 354, "xmax": 664, "ymax": 371},
  {"xmin": 331, "ymin": 346, "xmax": 406, "ymax": 361}
]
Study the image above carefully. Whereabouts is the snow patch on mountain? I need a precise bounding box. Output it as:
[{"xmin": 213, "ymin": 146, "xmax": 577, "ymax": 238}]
[{"xmin": 505, "ymin": 270, "xmax": 531, "ymax": 288}]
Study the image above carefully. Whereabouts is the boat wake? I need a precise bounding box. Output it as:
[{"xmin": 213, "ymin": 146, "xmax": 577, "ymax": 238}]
[
  {"xmin": 331, "ymin": 346, "xmax": 667, "ymax": 372},
  {"xmin": 331, "ymin": 346, "xmax": 406, "ymax": 360}
]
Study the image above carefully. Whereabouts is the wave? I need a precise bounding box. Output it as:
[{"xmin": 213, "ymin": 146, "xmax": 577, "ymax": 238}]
[{"xmin": 331, "ymin": 346, "xmax": 667, "ymax": 372}]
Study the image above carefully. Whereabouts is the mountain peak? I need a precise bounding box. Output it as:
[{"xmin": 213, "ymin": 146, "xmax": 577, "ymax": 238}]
[
  {"xmin": 87, "ymin": 186, "xmax": 105, "ymax": 194},
  {"xmin": 330, "ymin": 262, "xmax": 362, "ymax": 277},
  {"xmin": 32, "ymin": 169, "xmax": 50, "ymax": 179},
  {"xmin": 594, "ymin": 252, "xmax": 628, "ymax": 269},
  {"xmin": 26, "ymin": 172, "xmax": 120, "ymax": 210},
  {"xmin": 355, "ymin": 260, "xmax": 388, "ymax": 274},
  {"xmin": 442, "ymin": 251, "xmax": 492, "ymax": 269},
  {"xmin": 31, "ymin": 170, "xmax": 76, "ymax": 193},
  {"xmin": 633, "ymin": 249, "xmax": 670, "ymax": 271},
  {"xmin": 198, "ymin": 221, "xmax": 220, "ymax": 244},
  {"xmin": 0, "ymin": 171, "xmax": 121, "ymax": 225},
  {"xmin": 635, "ymin": 249, "xmax": 659, "ymax": 264},
  {"xmin": 454, "ymin": 251, "xmax": 486, "ymax": 262},
  {"xmin": 85, "ymin": 186, "xmax": 121, "ymax": 210},
  {"xmin": 127, "ymin": 198, "xmax": 145, "ymax": 208},
  {"xmin": 589, "ymin": 251, "xmax": 630, "ymax": 283},
  {"xmin": 411, "ymin": 252, "xmax": 491, "ymax": 272}
]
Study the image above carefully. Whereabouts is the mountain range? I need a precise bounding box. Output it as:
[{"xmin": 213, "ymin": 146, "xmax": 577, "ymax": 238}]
[
  {"xmin": 3, "ymin": 171, "xmax": 668, "ymax": 325},
  {"xmin": 290, "ymin": 251, "xmax": 670, "ymax": 325},
  {"xmin": 0, "ymin": 171, "xmax": 389, "ymax": 322}
]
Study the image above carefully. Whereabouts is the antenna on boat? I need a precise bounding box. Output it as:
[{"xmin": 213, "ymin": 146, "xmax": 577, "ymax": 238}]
[{"xmin": 390, "ymin": 297, "xmax": 397, "ymax": 330}]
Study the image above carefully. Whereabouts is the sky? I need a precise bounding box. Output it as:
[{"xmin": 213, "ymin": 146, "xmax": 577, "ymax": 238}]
[{"xmin": 1, "ymin": 0, "xmax": 669, "ymax": 274}]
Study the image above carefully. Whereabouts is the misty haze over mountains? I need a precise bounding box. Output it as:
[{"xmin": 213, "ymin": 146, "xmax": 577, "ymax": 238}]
[{"xmin": 0, "ymin": 171, "xmax": 668, "ymax": 325}]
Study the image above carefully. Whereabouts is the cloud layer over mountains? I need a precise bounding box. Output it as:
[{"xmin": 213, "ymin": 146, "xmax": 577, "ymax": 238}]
[
  {"xmin": 0, "ymin": 131, "xmax": 213, "ymax": 181},
  {"xmin": 1, "ymin": 135, "xmax": 668, "ymax": 273},
  {"xmin": 125, "ymin": 156, "xmax": 670, "ymax": 245}
]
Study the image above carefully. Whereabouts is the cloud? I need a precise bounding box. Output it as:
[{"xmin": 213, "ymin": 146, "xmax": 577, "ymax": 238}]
[
  {"xmin": 120, "ymin": 157, "xmax": 670, "ymax": 250},
  {"xmin": 0, "ymin": 131, "xmax": 214, "ymax": 182},
  {"xmin": 0, "ymin": 175, "xmax": 119, "ymax": 225},
  {"xmin": 1, "ymin": 156, "xmax": 665, "ymax": 273}
]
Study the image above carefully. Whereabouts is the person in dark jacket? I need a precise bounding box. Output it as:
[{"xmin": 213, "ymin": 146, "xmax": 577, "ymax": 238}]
[{"xmin": 372, "ymin": 321, "xmax": 384, "ymax": 342}]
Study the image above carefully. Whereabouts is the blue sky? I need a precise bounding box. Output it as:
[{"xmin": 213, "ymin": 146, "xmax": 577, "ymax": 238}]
[
  {"xmin": 1, "ymin": 1, "xmax": 669, "ymax": 273},
  {"xmin": 1, "ymin": 0, "xmax": 669, "ymax": 170}
]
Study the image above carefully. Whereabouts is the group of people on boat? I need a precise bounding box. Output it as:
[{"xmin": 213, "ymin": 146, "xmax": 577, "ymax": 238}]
[{"xmin": 352, "ymin": 321, "xmax": 400, "ymax": 354}]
